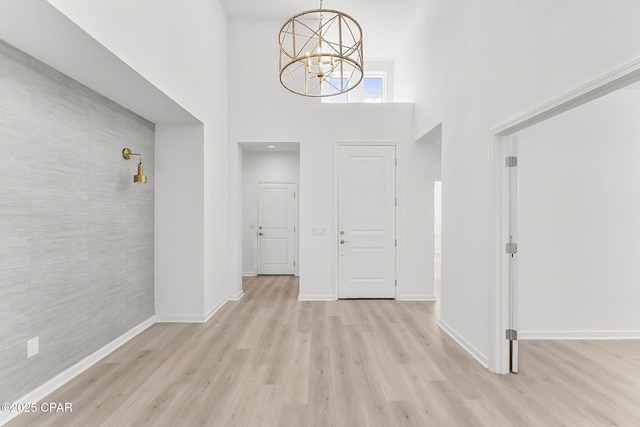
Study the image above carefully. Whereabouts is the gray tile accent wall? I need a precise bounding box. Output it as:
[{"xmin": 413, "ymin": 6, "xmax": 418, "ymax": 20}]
[{"xmin": 0, "ymin": 39, "xmax": 155, "ymax": 403}]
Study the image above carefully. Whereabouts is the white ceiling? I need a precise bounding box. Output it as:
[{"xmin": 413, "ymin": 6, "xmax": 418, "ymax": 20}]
[{"xmin": 218, "ymin": 0, "xmax": 426, "ymax": 61}]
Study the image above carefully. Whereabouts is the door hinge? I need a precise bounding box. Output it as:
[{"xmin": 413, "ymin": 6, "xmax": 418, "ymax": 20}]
[
  {"xmin": 506, "ymin": 329, "xmax": 518, "ymax": 340},
  {"xmin": 294, "ymin": 261, "xmax": 296, "ymax": 267},
  {"xmin": 294, "ymin": 192, "xmax": 296, "ymax": 198},
  {"xmin": 294, "ymin": 226, "xmax": 296, "ymax": 232},
  {"xmin": 506, "ymin": 156, "xmax": 518, "ymax": 167},
  {"xmin": 395, "ymin": 279, "xmax": 397, "ymax": 287},
  {"xmin": 395, "ymin": 239, "xmax": 398, "ymax": 247},
  {"xmin": 395, "ymin": 158, "xmax": 398, "ymax": 166},
  {"xmin": 395, "ymin": 197, "xmax": 398, "ymax": 206}
]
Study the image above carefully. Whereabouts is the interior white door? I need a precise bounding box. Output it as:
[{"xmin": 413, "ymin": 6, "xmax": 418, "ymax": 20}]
[
  {"xmin": 338, "ymin": 145, "xmax": 396, "ymax": 299},
  {"xmin": 257, "ymin": 183, "xmax": 296, "ymax": 275}
]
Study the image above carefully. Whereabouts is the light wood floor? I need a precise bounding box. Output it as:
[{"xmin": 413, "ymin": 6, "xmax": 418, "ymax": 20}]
[{"xmin": 9, "ymin": 276, "xmax": 640, "ymax": 426}]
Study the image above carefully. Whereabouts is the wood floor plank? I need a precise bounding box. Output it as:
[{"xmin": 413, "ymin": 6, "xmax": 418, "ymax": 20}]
[
  {"xmin": 465, "ymin": 399, "xmax": 514, "ymax": 427},
  {"xmin": 276, "ymin": 403, "xmax": 308, "ymax": 427},
  {"xmin": 281, "ymin": 332, "xmax": 311, "ymax": 404},
  {"xmin": 327, "ymin": 315, "xmax": 367, "ymax": 427},
  {"xmin": 345, "ymin": 325, "xmax": 395, "ymax": 427},
  {"xmin": 307, "ymin": 305, "xmax": 336, "ymax": 427},
  {"xmin": 361, "ymin": 331, "xmax": 414, "ymax": 402},
  {"xmin": 8, "ymin": 275, "xmax": 640, "ymax": 427}
]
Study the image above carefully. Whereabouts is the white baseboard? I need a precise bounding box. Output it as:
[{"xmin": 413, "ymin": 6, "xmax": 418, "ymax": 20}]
[
  {"xmin": 299, "ymin": 294, "xmax": 436, "ymax": 302},
  {"xmin": 243, "ymin": 273, "xmax": 300, "ymax": 277},
  {"xmin": 203, "ymin": 298, "xmax": 229, "ymax": 323},
  {"xmin": 228, "ymin": 291, "xmax": 245, "ymax": 302},
  {"xmin": 298, "ymin": 294, "xmax": 335, "ymax": 301},
  {"xmin": 398, "ymin": 294, "xmax": 437, "ymax": 301},
  {"xmin": 438, "ymin": 319, "xmax": 489, "ymax": 368},
  {"xmin": 519, "ymin": 330, "xmax": 640, "ymax": 340},
  {"xmin": 155, "ymin": 314, "xmax": 209, "ymax": 323},
  {"xmin": 0, "ymin": 316, "xmax": 156, "ymax": 427},
  {"xmin": 157, "ymin": 294, "xmax": 244, "ymax": 323}
]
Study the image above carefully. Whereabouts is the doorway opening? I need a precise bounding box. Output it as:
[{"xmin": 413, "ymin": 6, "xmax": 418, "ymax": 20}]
[
  {"xmin": 240, "ymin": 142, "xmax": 300, "ymax": 279},
  {"xmin": 492, "ymin": 58, "xmax": 640, "ymax": 374},
  {"xmin": 434, "ymin": 180, "xmax": 442, "ymax": 305}
]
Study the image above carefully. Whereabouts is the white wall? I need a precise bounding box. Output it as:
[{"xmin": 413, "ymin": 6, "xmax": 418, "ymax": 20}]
[
  {"xmin": 155, "ymin": 124, "xmax": 205, "ymax": 319},
  {"xmin": 406, "ymin": 127, "xmax": 442, "ymax": 299},
  {"xmin": 394, "ymin": 0, "xmax": 640, "ymax": 367},
  {"xmin": 227, "ymin": 19, "xmax": 439, "ymax": 301},
  {"xmin": 517, "ymin": 89, "xmax": 640, "ymax": 338},
  {"xmin": 242, "ymin": 151, "xmax": 300, "ymax": 276},
  {"xmin": 434, "ymin": 181, "xmax": 442, "ymax": 254},
  {"xmin": 48, "ymin": 0, "xmax": 232, "ymax": 320}
]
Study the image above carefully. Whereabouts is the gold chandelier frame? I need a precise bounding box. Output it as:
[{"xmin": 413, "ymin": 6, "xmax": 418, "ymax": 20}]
[{"xmin": 279, "ymin": 8, "xmax": 364, "ymax": 97}]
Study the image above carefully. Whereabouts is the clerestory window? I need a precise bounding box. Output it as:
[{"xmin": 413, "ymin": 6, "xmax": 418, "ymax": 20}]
[{"xmin": 322, "ymin": 71, "xmax": 389, "ymax": 103}]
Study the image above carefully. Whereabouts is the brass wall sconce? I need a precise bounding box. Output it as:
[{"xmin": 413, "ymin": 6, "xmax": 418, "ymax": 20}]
[{"xmin": 122, "ymin": 148, "xmax": 147, "ymax": 183}]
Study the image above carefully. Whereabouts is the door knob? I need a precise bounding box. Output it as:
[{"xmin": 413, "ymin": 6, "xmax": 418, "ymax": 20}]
[
  {"xmin": 259, "ymin": 232, "xmax": 263, "ymax": 236},
  {"xmin": 340, "ymin": 239, "xmax": 349, "ymax": 244}
]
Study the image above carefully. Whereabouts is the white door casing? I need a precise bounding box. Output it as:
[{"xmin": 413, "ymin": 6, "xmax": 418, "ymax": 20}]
[
  {"xmin": 506, "ymin": 138, "xmax": 519, "ymax": 373},
  {"xmin": 491, "ymin": 57, "xmax": 640, "ymax": 374},
  {"xmin": 257, "ymin": 183, "xmax": 296, "ymax": 275},
  {"xmin": 338, "ymin": 145, "xmax": 396, "ymax": 299}
]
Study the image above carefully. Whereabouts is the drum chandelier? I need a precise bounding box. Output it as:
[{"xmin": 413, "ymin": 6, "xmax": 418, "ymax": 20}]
[{"xmin": 278, "ymin": 0, "xmax": 364, "ymax": 97}]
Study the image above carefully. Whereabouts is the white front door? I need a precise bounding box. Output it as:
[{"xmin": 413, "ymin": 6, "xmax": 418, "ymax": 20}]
[
  {"xmin": 338, "ymin": 145, "xmax": 396, "ymax": 298},
  {"xmin": 257, "ymin": 183, "xmax": 296, "ymax": 275}
]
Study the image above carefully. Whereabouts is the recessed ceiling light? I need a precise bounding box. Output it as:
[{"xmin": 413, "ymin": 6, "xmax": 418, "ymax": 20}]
[{"xmin": 267, "ymin": 145, "xmax": 276, "ymax": 148}]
